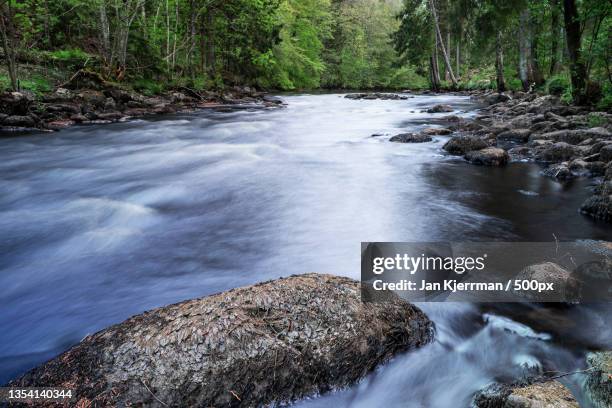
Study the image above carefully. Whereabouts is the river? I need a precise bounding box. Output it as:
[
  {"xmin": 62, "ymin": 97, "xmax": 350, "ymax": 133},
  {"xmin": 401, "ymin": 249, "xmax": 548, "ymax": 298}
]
[{"xmin": 0, "ymin": 93, "xmax": 610, "ymax": 405}]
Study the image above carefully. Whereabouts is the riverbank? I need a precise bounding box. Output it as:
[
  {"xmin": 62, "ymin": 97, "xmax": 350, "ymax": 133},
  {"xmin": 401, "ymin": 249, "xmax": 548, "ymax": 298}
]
[{"xmin": 0, "ymin": 70, "xmax": 285, "ymax": 133}]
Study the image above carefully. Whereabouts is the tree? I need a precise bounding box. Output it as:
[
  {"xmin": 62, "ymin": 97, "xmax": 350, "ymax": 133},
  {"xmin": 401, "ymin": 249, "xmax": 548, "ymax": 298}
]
[
  {"xmin": 563, "ymin": 0, "xmax": 588, "ymax": 104},
  {"xmin": 429, "ymin": 0, "xmax": 457, "ymax": 87},
  {"xmin": 495, "ymin": 30, "xmax": 505, "ymax": 92},
  {"xmin": 0, "ymin": 0, "xmax": 18, "ymax": 90}
]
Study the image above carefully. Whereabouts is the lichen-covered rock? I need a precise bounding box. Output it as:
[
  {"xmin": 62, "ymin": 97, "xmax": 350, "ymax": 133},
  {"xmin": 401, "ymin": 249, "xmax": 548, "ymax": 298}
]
[
  {"xmin": 585, "ymin": 351, "xmax": 612, "ymax": 408},
  {"xmin": 8, "ymin": 274, "xmax": 433, "ymax": 407},
  {"xmin": 443, "ymin": 135, "xmax": 489, "ymax": 155},
  {"xmin": 390, "ymin": 132, "xmax": 432, "ymax": 143},
  {"xmin": 465, "ymin": 147, "xmax": 509, "ymax": 166},
  {"xmin": 473, "ymin": 381, "xmax": 579, "ymax": 408},
  {"xmin": 513, "ymin": 262, "xmax": 579, "ymax": 301}
]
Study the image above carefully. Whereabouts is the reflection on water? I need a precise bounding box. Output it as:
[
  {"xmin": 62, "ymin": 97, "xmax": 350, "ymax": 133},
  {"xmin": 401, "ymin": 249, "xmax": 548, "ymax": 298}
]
[{"xmin": 0, "ymin": 94, "xmax": 610, "ymax": 404}]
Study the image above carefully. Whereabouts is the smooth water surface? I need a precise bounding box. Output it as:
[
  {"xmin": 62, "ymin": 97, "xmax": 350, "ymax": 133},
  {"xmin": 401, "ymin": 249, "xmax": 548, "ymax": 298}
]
[{"xmin": 1, "ymin": 94, "xmax": 610, "ymax": 405}]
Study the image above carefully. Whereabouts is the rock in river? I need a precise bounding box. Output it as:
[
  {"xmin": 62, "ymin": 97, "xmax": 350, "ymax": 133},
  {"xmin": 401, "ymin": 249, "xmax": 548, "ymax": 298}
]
[
  {"xmin": 427, "ymin": 104, "xmax": 454, "ymax": 113},
  {"xmin": 473, "ymin": 380, "xmax": 579, "ymax": 408},
  {"xmin": 443, "ymin": 135, "xmax": 489, "ymax": 155},
  {"xmin": 390, "ymin": 132, "xmax": 433, "ymax": 143},
  {"xmin": 8, "ymin": 274, "xmax": 433, "ymax": 407},
  {"xmin": 465, "ymin": 147, "xmax": 509, "ymax": 166}
]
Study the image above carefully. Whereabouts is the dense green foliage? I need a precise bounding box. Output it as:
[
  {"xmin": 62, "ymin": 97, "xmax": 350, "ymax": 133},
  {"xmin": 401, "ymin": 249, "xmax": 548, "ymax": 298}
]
[
  {"xmin": 0, "ymin": 0, "xmax": 609, "ymax": 105},
  {"xmin": 0, "ymin": 0, "xmax": 423, "ymax": 91},
  {"xmin": 394, "ymin": 0, "xmax": 611, "ymax": 107}
]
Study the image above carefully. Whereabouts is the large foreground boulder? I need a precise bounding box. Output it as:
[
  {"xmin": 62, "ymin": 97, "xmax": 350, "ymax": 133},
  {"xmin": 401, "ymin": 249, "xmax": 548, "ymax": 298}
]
[{"xmin": 9, "ymin": 274, "xmax": 433, "ymax": 407}]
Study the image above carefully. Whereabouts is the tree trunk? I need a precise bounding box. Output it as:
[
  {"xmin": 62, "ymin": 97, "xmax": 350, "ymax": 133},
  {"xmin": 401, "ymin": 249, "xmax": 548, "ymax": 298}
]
[
  {"xmin": 549, "ymin": 0, "xmax": 561, "ymax": 75},
  {"xmin": 99, "ymin": 2, "xmax": 111, "ymax": 65},
  {"xmin": 456, "ymin": 39, "xmax": 460, "ymax": 79},
  {"xmin": 0, "ymin": 2, "xmax": 18, "ymax": 91},
  {"xmin": 206, "ymin": 11, "xmax": 216, "ymax": 76},
  {"xmin": 518, "ymin": 9, "xmax": 530, "ymax": 91},
  {"xmin": 563, "ymin": 0, "xmax": 588, "ymax": 104},
  {"xmin": 429, "ymin": 0, "xmax": 457, "ymax": 87},
  {"xmin": 433, "ymin": 32, "xmax": 441, "ymax": 85},
  {"xmin": 430, "ymin": 54, "xmax": 440, "ymax": 91},
  {"xmin": 445, "ymin": 31, "xmax": 450, "ymax": 81},
  {"xmin": 495, "ymin": 30, "xmax": 506, "ymax": 93}
]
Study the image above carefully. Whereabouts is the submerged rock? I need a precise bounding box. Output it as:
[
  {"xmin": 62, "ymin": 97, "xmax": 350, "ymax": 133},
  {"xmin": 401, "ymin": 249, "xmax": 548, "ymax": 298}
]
[
  {"xmin": 465, "ymin": 147, "xmax": 509, "ymax": 166},
  {"xmin": 9, "ymin": 274, "xmax": 433, "ymax": 407},
  {"xmin": 390, "ymin": 132, "xmax": 432, "ymax": 143}
]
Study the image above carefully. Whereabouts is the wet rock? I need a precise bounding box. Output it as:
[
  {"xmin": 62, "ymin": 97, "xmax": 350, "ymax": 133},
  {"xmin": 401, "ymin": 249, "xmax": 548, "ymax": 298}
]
[
  {"xmin": 514, "ymin": 262, "xmax": 579, "ymax": 301},
  {"xmin": 599, "ymin": 145, "xmax": 612, "ymax": 162},
  {"xmin": 390, "ymin": 132, "xmax": 432, "ymax": 143},
  {"xmin": 465, "ymin": 147, "xmax": 509, "ymax": 166},
  {"xmin": 77, "ymin": 89, "xmax": 106, "ymax": 108},
  {"xmin": 498, "ymin": 128, "xmax": 531, "ymax": 143},
  {"xmin": 580, "ymin": 192, "xmax": 612, "ymax": 221},
  {"xmin": 427, "ymin": 104, "xmax": 454, "ymax": 113},
  {"xmin": 439, "ymin": 114, "xmax": 462, "ymax": 122},
  {"xmin": 483, "ymin": 93, "xmax": 511, "ymax": 106},
  {"xmin": 45, "ymin": 103, "xmax": 81, "ymax": 114},
  {"xmin": 508, "ymin": 146, "xmax": 534, "ymax": 161},
  {"xmin": 421, "ymin": 127, "xmax": 452, "ymax": 136},
  {"xmin": 96, "ymin": 111, "xmax": 123, "ymax": 121},
  {"xmin": 263, "ymin": 95, "xmax": 284, "ymax": 105},
  {"xmin": 344, "ymin": 93, "xmax": 408, "ymax": 101},
  {"xmin": 9, "ymin": 274, "xmax": 433, "ymax": 407},
  {"xmin": 0, "ymin": 91, "xmax": 34, "ymax": 115},
  {"xmin": 42, "ymin": 87, "xmax": 74, "ymax": 103},
  {"xmin": 526, "ymin": 95, "xmax": 560, "ymax": 114},
  {"xmin": 533, "ymin": 128, "xmax": 611, "ymax": 145},
  {"xmin": 543, "ymin": 163, "xmax": 574, "ymax": 180},
  {"xmin": 443, "ymin": 135, "xmax": 489, "ymax": 155},
  {"xmin": 46, "ymin": 120, "xmax": 75, "ymax": 130},
  {"xmin": 70, "ymin": 113, "xmax": 88, "ymax": 123},
  {"xmin": 2, "ymin": 115, "xmax": 36, "ymax": 127},
  {"xmin": 585, "ymin": 351, "xmax": 612, "ymax": 408},
  {"xmin": 538, "ymin": 142, "xmax": 578, "ymax": 163},
  {"xmin": 473, "ymin": 381, "xmax": 578, "ymax": 408}
]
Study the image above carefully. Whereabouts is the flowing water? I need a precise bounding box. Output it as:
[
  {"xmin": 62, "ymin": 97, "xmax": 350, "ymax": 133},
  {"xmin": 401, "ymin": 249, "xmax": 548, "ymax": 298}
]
[{"xmin": 0, "ymin": 94, "xmax": 611, "ymax": 405}]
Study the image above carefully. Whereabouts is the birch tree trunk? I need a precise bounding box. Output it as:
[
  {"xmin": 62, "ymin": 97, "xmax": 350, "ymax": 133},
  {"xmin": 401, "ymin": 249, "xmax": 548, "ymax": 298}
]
[
  {"xmin": 99, "ymin": 2, "xmax": 111, "ymax": 66},
  {"xmin": 518, "ymin": 9, "xmax": 530, "ymax": 91},
  {"xmin": 429, "ymin": 0, "xmax": 457, "ymax": 87},
  {"xmin": 495, "ymin": 30, "xmax": 506, "ymax": 93}
]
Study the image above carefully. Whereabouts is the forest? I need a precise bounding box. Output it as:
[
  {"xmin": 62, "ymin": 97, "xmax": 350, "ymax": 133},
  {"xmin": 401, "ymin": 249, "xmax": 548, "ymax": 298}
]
[{"xmin": 0, "ymin": 0, "xmax": 610, "ymax": 108}]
